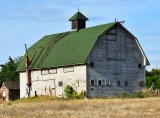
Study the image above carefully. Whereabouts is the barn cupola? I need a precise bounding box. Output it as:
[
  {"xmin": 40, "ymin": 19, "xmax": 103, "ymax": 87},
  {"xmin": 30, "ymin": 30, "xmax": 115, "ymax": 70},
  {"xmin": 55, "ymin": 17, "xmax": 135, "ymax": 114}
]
[{"xmin": 69, "ymin": 10, "xmax": 89, "ymax": 30}]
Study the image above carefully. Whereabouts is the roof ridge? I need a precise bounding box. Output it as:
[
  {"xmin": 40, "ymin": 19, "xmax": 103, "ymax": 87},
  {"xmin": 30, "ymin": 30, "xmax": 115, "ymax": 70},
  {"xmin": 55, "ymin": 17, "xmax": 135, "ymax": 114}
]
[{"xmin": 45, "ymin": 22, "xmax": 116, "ymax": 37}]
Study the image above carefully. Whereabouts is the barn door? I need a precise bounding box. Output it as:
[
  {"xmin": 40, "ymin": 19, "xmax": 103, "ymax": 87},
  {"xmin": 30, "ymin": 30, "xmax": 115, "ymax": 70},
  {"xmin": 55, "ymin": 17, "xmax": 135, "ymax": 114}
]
[
  {"xmin": 50, "ymin": 79, "xmax": 56, "ymax": 97},
  {"xmin": 40, "ymin": 79, "xmax": 56, "ymax": 96}
]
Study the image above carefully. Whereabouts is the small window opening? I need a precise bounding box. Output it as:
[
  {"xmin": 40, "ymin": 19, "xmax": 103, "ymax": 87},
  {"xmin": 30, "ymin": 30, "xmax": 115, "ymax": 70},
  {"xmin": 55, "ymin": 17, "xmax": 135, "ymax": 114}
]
[
  {"xmin": 138, "ymin": 64, "xmax": 142, "ymax": 68},
  {"xmin": 125, "ymin": 81, "xmax": 128, "ymax": 86},
  {"xmin": 117, "ymin": 81, "xmax": 121, "ymax": 86},
  {"xmin": 98, "ymin": 80, "xmax": 102, "ymax": 85},
  {"xmin": 90, "ymin": 62, "xmax": 94, "ymax": 67},
  {"xmin": 78, "ymin": 82, "xmax": 79, "ymax": 87},
  {"xmin": 58, "ymin": 81, "xmax": 63, "ymax": 87},
  {"xmin": 90, "ymin": 80, "xmax": 94, "ymax": 85}
]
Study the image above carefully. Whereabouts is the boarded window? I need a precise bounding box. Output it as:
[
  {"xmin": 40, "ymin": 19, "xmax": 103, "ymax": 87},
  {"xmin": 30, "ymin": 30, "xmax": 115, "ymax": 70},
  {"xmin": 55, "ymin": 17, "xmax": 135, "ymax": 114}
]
[
  {"xmin": 117, "ymin": 36, "xmax": 126, "ymax": 60},
  {"xmin": 125, "ymin": 81, "xmax": 128, "ymax": 86},
  {"xmin": 106, "ymin": 80, "xmax": 111, "ymax": 86},
  {"xmin": 63, "ymin": 67, "xmax": 74, "ymax": 73},
  {"xmin": 72, "ymin": 21, "xmax": 77, "ymax": 29},
  {"xmin": 113, "ymin": 64, "xmax": 121, "ymax": 74},
  {"xmin": 107, "ymin": 41, "xmax": 117, "ymax": 60},
  {"xmin": 49, "ymin": 69, "xmax": 57, "ymax": 74},
  {"xmin": 106, "ymin": 35, "xmax": 116, "ymax": 41},
  {"xmin": 41, "ymin": 70, "xmax": 49, "ymax": 75},
  {"xmin": 117, "ymin": 81, "xmax": 121, "ymax": 86}
]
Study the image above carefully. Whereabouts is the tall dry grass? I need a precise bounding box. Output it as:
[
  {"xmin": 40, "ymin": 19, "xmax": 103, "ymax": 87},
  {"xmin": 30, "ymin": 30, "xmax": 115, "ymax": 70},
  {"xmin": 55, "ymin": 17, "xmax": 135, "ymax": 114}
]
[{"xmin": 0, "ymin": 96, "xmax": 160, "ymax": 118}]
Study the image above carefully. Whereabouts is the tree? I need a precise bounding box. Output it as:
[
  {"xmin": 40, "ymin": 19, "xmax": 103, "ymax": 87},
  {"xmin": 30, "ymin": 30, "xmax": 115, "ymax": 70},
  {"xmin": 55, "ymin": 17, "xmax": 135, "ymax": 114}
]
[
  {"xmin": 145, "ymin": 68, "xmax": 160, "ymax": 89},
  {"xmin": 0, "ymin": 56, "xmax": 22, "ymax": 84}
]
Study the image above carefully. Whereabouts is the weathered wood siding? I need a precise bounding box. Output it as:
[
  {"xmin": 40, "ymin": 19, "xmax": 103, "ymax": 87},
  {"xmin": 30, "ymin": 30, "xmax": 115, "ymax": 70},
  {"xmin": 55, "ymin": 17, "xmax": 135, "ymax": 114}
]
[
  {"xmin": 20, "ymin": 65, "xmax": 86, "ymax": 98},
  {"xmin": 86, "ymin": 26, "xmax": 145, "ymax": 97}
]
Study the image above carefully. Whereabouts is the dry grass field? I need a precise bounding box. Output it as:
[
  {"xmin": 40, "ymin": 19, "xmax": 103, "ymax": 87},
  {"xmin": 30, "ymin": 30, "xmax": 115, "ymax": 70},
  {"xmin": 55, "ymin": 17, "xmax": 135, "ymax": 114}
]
[{"xmin": 0, "ymin": 96, "xmax": 160, "ymax": 118}]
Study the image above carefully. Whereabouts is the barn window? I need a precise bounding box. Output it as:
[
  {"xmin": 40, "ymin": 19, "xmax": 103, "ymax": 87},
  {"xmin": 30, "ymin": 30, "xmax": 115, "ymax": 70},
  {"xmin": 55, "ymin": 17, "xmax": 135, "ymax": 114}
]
[
  {"xmin": 49, "ymin": 69, "xmax": 57, "ymax": 74},
  {"xmin": 125, "ymin": 81, "xmax": 128, "ymax": 86},
  {"xmin": 138, "ymin": 64, "xmax": 142, "ymax": 69},
  {"xmin": 63, "ymin": 67, "xmax": 74, "ymax": 73},
  {"xmin": 41, "ymin": 70, "xmax": 49, "ymax": 75},
  {"xmin": 107, "ymin": 41, "xmax": 117, "ymax": 60},
  {"xmin": 117, "ymin": 36, "xmax": 126, "ymax": 61},
  {"xmin": 58, "ymin": 81, "xmax": 63, "ymax": 87},
  {"xmin": 106, "ymin": 80, "xmax": 111, "ymax": 86},
  {"xmin": 90, "ymin": 62, "xmax": 94, "ymax": 67},
  {"xmin": 117, "ymin": 81, "xmax": 121, "ymax": 86},
  {"xmin": 98, "ymin": 80, "xmax": 102, "ymax": 85},
  {"xmin": 90, "ymin": 80, "xmax": 94, "ymax": 85}
]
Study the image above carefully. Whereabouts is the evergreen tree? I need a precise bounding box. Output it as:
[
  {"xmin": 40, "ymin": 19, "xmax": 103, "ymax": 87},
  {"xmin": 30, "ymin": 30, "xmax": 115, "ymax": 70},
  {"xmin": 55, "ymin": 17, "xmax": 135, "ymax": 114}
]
[{"xmin": 0, "ymin": 56, "xmax": 22, "ymax": 84}]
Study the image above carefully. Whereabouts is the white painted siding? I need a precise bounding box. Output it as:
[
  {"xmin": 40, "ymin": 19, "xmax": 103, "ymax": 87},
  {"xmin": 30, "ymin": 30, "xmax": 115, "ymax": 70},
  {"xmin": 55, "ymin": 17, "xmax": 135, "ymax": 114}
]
[{"xmin": 20, "ymin": 65, "xmax": 86, "ymax": 98}]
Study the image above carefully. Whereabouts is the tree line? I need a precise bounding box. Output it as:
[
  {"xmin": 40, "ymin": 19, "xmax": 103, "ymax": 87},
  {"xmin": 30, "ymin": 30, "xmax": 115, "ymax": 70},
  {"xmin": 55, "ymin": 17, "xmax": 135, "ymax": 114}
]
[
  {"xmin": 0, "ymin": 56, "xmax": 22, "ymax": 84},
  {"xmin": 146, "ymin": 69, "xmax": 160, "ymax": 89}
]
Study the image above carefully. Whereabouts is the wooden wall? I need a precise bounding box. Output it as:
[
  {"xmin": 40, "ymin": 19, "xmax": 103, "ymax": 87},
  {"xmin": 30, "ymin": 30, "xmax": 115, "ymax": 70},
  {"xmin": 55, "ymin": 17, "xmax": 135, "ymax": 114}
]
[{"xmin": 86, "ymin": 26, "xmax": 145, "ymax": 98}]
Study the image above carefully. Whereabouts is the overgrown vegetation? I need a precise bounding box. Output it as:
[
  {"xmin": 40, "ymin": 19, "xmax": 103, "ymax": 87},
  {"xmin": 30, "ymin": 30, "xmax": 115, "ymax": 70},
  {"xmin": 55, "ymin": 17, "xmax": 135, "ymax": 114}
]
[
  {"xmin": 64, "ymin": 85, "xmax": 86, "ymax": 99},
  {"xmin": 0, "ymin": 56, "xmax": 22, "ymax": 84},
  {"xmin": 145, "ymin": 69, "xmax": 160, "ymax": 89},
  {"xmin": 117, "ymin": 90, "xmax": 160, "ymax": 99}
]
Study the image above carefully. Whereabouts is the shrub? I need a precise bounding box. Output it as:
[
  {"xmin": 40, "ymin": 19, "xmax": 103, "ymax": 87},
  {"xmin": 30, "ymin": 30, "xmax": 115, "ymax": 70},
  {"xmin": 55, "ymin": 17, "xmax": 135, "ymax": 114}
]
[
  {"xmin": 64, "ymin": 85, "xmax": 86, "ymax": 99},
  {"xmin": 64, "ymin": 85, "xmax": 74, "ymax": 98},
  {"xmin": 78, "ymin": 91, "xmax": 86, "ymax": 99},
  {"xmin": 146, "ymin": 76, "xmax": 160, "ymax": 89},
  {"xmin": 130, "ymin": 92, "xmax": 145, "ymax": 98},
  {"xmin": 118, "ymin": 91, "xmax": 151, "ymax": 99}
]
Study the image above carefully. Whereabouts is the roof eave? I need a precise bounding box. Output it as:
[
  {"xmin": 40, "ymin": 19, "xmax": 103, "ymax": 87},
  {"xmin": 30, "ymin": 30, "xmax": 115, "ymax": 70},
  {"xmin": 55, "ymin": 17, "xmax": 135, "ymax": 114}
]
[
  {"xmin": 117, "ymin": 23, "xmax": 150, "ymax": 66},
  {"xmin": 17, "ymin": 63, "xmax": 86, "ymax": 72}
]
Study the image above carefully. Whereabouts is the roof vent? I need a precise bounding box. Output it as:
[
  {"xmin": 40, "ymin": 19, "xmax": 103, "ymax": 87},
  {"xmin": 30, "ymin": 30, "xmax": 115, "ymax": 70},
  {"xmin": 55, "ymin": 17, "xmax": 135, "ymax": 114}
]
[{"xmin": 69, "ymin": 11, "xmax": 89, "ymax": 30}]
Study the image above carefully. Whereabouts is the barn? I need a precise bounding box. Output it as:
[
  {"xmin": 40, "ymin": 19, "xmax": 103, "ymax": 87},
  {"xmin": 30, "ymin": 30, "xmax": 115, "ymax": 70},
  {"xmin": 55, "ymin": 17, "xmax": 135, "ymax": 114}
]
[
  {"xmin": 0, "ymin": 81, "xmax": 20, "ymax": 101},
  {"xmin": 17, "ymin": 11, "xmax": 149, "ymax": 98}
]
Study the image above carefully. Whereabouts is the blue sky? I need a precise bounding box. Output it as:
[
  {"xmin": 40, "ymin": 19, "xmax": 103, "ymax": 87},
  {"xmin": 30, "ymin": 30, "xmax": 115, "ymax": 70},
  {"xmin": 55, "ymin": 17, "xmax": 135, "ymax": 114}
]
[{"xmin": 0, "ymin": 0, "xmax": 159, "ymax": 70}]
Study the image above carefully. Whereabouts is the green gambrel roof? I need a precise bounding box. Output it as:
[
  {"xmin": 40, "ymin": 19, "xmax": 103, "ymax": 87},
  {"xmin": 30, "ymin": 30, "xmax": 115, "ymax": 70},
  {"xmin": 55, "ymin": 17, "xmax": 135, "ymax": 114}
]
[
  {"xmin": 17, "ymin": 22, "xmax": 116, "ymax": 72},
  {"xmin": 69, "ymin": 11, "xmax": 89, "ymax": 21}
]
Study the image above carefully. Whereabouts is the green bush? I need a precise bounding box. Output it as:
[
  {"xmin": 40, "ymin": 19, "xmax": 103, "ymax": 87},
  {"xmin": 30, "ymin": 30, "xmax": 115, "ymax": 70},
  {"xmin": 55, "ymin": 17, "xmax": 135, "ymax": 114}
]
[
  {"xmin": 78, "ymin": 91, "xmax": 86, "ymax": 99},
  {"xmin": 130, "ymin": 92, "xmax": 145, "ymax": 98},
  {"xmin": 64, "ymin": 85, "xmax": 86, "ymax": 99},
  {"xmin": 64, "ymin": 85, "xmax": 74, "ymax": 98},
  {"xmin": 146, "ymin": 76, "xmax": 160, "ymax": 89}
]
